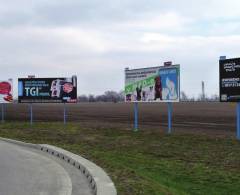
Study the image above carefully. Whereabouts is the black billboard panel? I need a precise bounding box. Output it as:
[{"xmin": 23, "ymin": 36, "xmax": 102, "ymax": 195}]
[
  {"xmin": 18, "ymin": 76, "xmax": 77, "ymax": 103},
  {"xmin": 219, "ymin": 58, "xmax": 240, "ymax": 102}
]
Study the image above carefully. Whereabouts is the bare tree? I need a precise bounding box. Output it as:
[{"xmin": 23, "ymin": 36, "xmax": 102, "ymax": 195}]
[
  {"xmin": 78, "ymin": 90, "xmax": 125, "ymax": 102},
  {"xmin": 180, "ymin": 91, "xmax": 189, "ymax": 101},
  {"xmin": 88, "ymin": 94, "xmax": 95, "ymax": 102},
  {"xmin": 78, "ymin": 95, "xmax": 88, "ymax": 102}
]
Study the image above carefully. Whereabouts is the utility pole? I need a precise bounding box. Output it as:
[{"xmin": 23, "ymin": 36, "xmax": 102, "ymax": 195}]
[{"xmin": 202, "ymin": 81, "xmax": 205, "ymax": 101}]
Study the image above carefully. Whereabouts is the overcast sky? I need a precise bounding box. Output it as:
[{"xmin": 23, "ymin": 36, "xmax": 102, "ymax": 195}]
[{"xmin": 0, "ymin": 0, "xmax": 240, "ymax": 98}]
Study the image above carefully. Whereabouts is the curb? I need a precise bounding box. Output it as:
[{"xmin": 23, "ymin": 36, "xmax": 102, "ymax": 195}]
[{"xmin": 0, "ymin": 137, "xmax": 117, "ymax": 195}]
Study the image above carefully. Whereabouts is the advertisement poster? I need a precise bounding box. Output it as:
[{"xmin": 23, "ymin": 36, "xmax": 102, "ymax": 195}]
[
  {"xmin": 125, "ymin": 65, "xmax": 180, "ymax": 102},
  {"xmin": 18, "ymin": 76, "xmax": 77, "ymax": 103},
  {"xmin": 0, "ymin": 79, "xmax": 13, "ymax": 103},
  {"xmin": 220, "ymin": 58, "xmax": 240, "ymax": 102}
]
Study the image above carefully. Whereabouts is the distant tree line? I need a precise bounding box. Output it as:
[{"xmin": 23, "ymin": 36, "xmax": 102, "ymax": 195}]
[
  {"xmin": 77, "ymin": 90, "xmax": 219, "ymax": 102},
  {"xmin": 11, "ymin": 90, "xmax": 218, "ymax": 103},
  {"xmin": 78, "ymin": 91, "xmax": 125, "ymax": 103},
  {"xmin": 180, "ymin": 91, "xmax": 219, "ymax": 102}
]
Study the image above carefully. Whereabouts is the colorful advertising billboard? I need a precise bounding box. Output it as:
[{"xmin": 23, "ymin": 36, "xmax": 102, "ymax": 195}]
[
  {"xmin": 220, "ymin": 58, "xmax": 240, "ymax": 102},
  {"xmin": 125, "ymin": 65, "xmax": 180, "ymax": 102},
  {"xmin": 0, "ymin": 79, "xmax": 13, "ymax": 103},
  {"xmin": 18, "ymin": 76, "xmax": 77, "ymax": 103}
]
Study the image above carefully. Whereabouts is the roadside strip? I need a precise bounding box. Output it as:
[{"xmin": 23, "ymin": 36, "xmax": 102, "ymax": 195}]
[{"xmin": 0, "ymin": 137, "xmax": 117, "ymax": 195}]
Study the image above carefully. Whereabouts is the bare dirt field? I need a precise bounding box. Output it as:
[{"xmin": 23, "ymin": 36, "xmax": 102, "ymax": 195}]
[{"xmin": 2, "ymin": 102, "xmax": 236, "ymax": 137}]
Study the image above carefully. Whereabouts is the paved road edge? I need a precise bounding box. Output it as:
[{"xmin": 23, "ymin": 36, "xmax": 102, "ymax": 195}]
[{"xmin": 0, "ymin": 137, "xmax": 117, "ymax": 195}]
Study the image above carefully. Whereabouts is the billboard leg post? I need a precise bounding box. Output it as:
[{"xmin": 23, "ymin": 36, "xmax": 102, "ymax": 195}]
[
  {"xmin": 134, "ymin": 102, "xmax": 138, "ymax": 131},
  {"xmin": 1, "ymin": 104, "xmax": 4, "ymax": 123},
  {"xmin": 167, "ymin": 102, "xmax": 172, "ymax": 134},
  {"xmin": 237, "ymin": 103, "xmax": 240, "ymax": 140},
  {"xmin": 30, "ymin": 104, "xmax": 33, "ymax": 125},
  {"xmin": 63, "ymin": 103, "xmax": 66, "ymax": 125}
]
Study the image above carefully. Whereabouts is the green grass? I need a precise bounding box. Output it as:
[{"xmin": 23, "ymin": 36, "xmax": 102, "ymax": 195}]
[{"xmin": 0, "ymin": 122, "xmax": 240, "ymax": 195}]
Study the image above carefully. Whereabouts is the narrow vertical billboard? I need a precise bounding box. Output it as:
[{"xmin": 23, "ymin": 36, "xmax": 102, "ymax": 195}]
[
  {"xmin": 0, "ymin": 79, "xmax": 13, "ymax": 103},
  {"xmin": 18, "ymin": 76, "xmax": 77, "ymax": 103},
  {"xmin": 220, "ymin": 58, "xmax": 240, "ymax": 102},
  {"xmin": 125, "ymin": 65, "xmax": 180, "ymax": 102}
]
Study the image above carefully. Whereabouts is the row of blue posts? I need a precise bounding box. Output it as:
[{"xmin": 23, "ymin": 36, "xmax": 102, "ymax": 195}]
[
  {"xmin": 133, "ymin": 102, "xmax": 172, "ymax": 134},
  {"xmin": 0, "ymin": 100, "xmax": 239, "ymax": 140},
  {"xmin": 133, "ymin": 101, "xmax": 240, "ymax": 139},
  {"xmin": 237, "ymin": 103, "xmax": 240, "ymax": 140},
  {"xmin": 1, "ymin": 103, "xmax": 67, "ymax": 125}
]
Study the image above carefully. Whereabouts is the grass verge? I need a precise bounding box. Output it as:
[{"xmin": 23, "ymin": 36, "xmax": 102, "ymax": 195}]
[{"xmin": 0, "ymin": 122, "xmax": 240, "ymax": 195}]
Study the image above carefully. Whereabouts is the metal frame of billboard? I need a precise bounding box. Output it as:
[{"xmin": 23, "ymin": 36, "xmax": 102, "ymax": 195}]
[
  {"xmin": 0, "ymin": 79, "xmax": 13, "ymax": 104},
  {"xmin": 17, "ymin": 76, "xmax": 77, "ymax": 125},
  {"xmin": 125, "ymin": 63, "xmax": 180, "ymax": 134},
  {"xmin": 125, "ymin": 65, "xmax": 180, "ymax": 103},
  {"xmin": 219, "ymin": 56, "xmax": 240, "ymax": 140},
  {"xmin": 0, "ymin": 79, "xmax": 13, "ymax": 123},
  {"xmin": 18, "ymin": 76, "xmax": 77, "ymax": 103},
  {"xmin": 219, "ymin": 57, "xmax": 240, "ymax": 102}
]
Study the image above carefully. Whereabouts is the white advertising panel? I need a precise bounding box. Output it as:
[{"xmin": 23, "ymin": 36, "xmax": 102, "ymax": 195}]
[{"xmin": 125, "ymin": 65, "xmax": 180, "ymax": 102}]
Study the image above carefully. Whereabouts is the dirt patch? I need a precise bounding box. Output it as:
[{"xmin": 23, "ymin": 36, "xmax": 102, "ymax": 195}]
[{"xmin": 2, "ymin": 102, "xmax": 236, "ymax": 137}]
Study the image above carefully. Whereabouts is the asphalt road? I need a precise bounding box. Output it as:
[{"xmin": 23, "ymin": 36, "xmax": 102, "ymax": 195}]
[{"xmin": 0, "ymin": 140, "xmax": 93, "ymax": 195}]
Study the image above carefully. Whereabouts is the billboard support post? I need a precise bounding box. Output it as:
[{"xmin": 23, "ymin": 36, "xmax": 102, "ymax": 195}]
[
  {"xmin": 134, "ymin": 102, "xmax": 138, "ymax": 131},
  {"xmin": 30, "ymin": 104, "xmax": 33, "ymax": 125},
  {"xmin": 167, "ymin": 102, "xmax": 172, "ymax": 134},
  {"xmin": 125, "ymin": 65, "xmax": 180, "ymax": 133},
  {"xmin": 219, "ymin": 56, "xmax": 240, "ymax": 140},
  {"xmin": 63, "ymin": 103, "xmax": 66, "ymax": 125},
  {"xmin": 1, "ymin": 104, "xmax": 4, "ymax": 123},
  {"xmin": 237, "ymin": 103, "xmax": 240, "ymax": 140}
]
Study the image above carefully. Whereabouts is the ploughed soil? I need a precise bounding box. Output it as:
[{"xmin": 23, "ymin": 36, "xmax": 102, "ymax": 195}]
[{"xmin": 2, "ymin": 102, "xmax": 236, "ymax": 138}]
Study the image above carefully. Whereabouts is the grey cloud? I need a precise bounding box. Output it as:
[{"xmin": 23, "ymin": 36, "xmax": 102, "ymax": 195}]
[
  {"xmin": 0, "ymin": 0, "xmax": 197, "ymax": 27},
  {"xmin": 0, "ymin": 0, "xmax": 239, "ymax": 97},
  {"xmin": 0, "ymin": 0, "xmax": 238, "ymax": 30}
]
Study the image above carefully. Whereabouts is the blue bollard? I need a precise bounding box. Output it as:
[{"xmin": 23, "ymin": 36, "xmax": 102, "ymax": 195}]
[
  {"xmin": 237, "ymin": 103, "xmax": 240, "ymax": 140},
  {"xmin": 168, "ymin": 102, "xmax": 172, "ymax": 134},
  {"xmin": 1, "ymin": 104, "xmax": 4, "ymax": 123},
  {"xmin": 64, "ymin": 103, "xmax": 66, "ymax": 125},
  {"xmin": 134, "ymin": 102, "xmax": 138, "ymax": 131},
  {"xmin": 30, "ymin": 104, "xmax": 33, "ymax": 125}
]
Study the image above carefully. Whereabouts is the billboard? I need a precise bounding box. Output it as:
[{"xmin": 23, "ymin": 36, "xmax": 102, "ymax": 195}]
[
  {"xmin": 220, "ymin": 58, "xmax": 240, "ymax": 102},
  {"xmin": 0, "ymin": 79, "xmax": 13, "ymax": 103},
  {"xmin": 18, "ymin": 76, "xmax": 77, "ymax": 103},
  {"xmin": 125, "ymin": 65, "xmax": 180, "ymax": 102}
]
